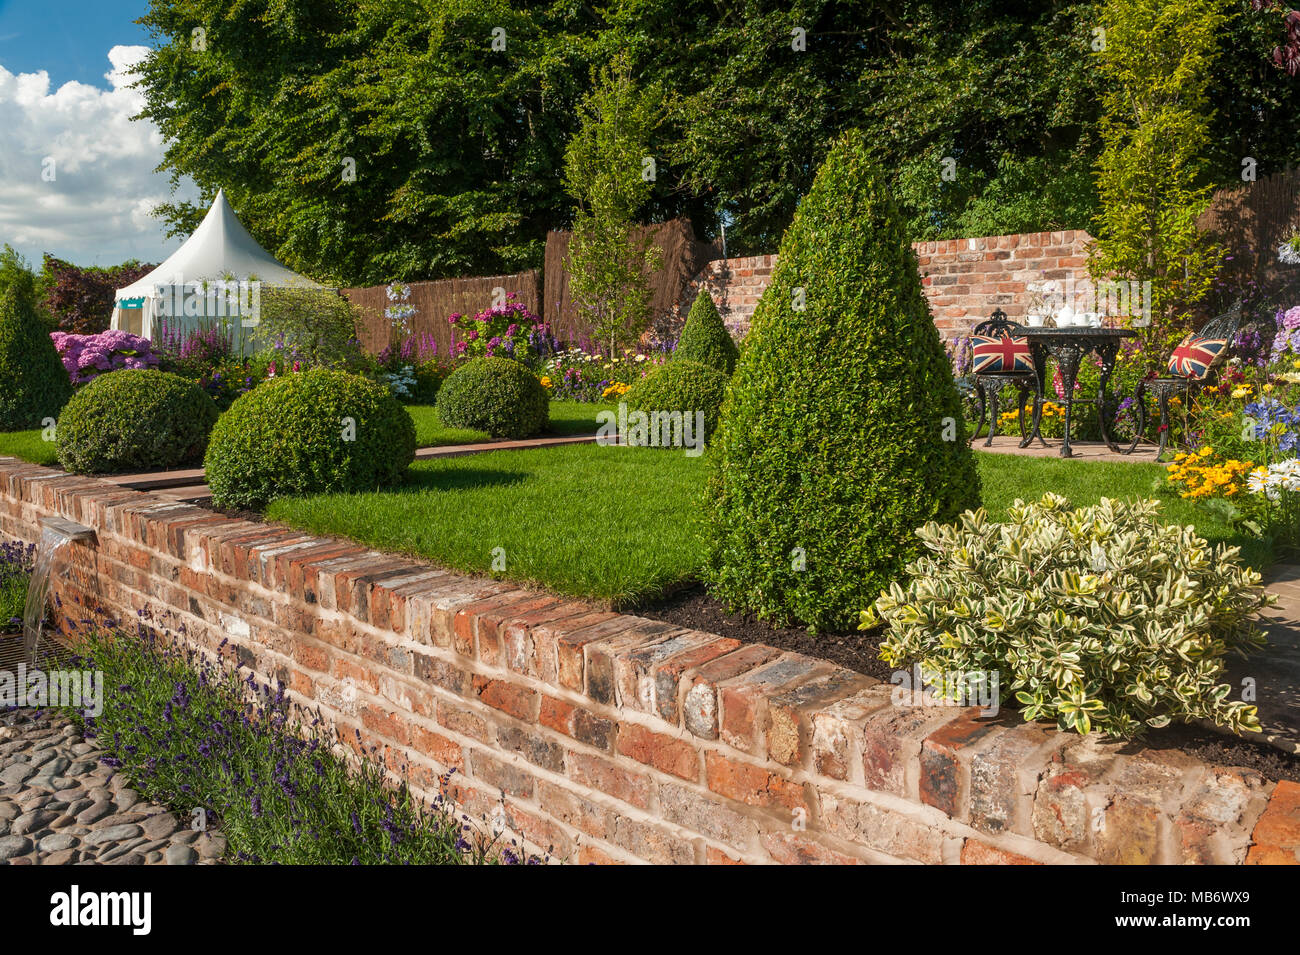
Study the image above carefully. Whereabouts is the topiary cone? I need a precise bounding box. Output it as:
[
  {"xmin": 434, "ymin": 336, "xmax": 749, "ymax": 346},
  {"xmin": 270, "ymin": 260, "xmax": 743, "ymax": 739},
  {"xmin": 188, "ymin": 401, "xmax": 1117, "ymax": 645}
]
[
  {"xmin": 675, "ymin": 289, "xmax": 739, "ymax": 374},
  {"xmin": 704, "ymin": 129, "xmax": 981, "ymax": 632},
  {"xmin": 0, "ymin": 286, "xmax": 73, "ymax": 431}
]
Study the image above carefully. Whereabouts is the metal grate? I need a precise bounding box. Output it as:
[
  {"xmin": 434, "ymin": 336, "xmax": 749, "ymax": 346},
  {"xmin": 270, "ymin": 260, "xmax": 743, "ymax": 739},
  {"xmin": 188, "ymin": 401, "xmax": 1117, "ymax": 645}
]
[{"xmin": 0, "ymin": 629, "xmax": 78, "ymax": 674}]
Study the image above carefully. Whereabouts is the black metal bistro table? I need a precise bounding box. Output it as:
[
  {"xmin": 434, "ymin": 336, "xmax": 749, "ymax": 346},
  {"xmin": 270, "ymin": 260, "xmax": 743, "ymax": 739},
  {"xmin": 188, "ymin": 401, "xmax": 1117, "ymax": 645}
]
[{"xmin": 1018, "ymin": 327, "xmax": 1138, "ymax": 458}]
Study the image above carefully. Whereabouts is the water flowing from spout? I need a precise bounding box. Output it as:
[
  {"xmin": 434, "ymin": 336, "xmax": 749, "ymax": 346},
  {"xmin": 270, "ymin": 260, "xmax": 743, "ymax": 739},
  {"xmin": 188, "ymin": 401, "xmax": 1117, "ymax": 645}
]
[
  {"xmin": 23, "ymin": 527, "xmax": 69, "ymax": 667},
  {"xmin": 22, "ymin": 518, "xmax": 96, "ymax": 667}
]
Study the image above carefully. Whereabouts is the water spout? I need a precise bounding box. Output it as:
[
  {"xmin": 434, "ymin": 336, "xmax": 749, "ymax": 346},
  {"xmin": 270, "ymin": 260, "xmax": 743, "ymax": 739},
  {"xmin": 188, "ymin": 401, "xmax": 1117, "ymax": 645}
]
[{"xmin": 22, "ymin": 517, "xmax": 96, "ymax": 667}]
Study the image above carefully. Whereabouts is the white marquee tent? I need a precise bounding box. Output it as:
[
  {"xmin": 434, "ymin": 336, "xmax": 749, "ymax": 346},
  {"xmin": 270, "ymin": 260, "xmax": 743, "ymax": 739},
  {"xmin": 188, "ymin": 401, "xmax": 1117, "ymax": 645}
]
[{"xmin": 110, "ymin": 189, "xmax": 320, "ymax": 350}]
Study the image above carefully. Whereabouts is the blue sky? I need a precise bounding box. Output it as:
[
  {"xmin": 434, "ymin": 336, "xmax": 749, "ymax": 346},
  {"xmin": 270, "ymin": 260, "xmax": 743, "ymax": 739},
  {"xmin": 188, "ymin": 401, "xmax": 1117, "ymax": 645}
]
[
  {"xmin": 0, "ymin": 0, "xmax": 152, "ymax": 90},
  {"xmin": 0, "ymin": 0, "xmax": 194, "ymax": 268}
]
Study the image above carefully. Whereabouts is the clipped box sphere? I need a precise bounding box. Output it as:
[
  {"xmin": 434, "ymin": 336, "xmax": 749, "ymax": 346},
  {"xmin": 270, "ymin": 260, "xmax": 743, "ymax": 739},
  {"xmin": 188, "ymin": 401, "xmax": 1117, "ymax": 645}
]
[
  {"xmin": 435, "ymin": 356, "xmax": 548, "ymax": 439},
  {"xmin": 204, "ymin": 369, "xmax": 416, "ymax": 509},
  {"xmin": 623, "ymin": 359, "xmax": 728, "ymax": 443},
  {"xmin": 56, "ymin": 368, "xmax": 219, "ymax": 474}
]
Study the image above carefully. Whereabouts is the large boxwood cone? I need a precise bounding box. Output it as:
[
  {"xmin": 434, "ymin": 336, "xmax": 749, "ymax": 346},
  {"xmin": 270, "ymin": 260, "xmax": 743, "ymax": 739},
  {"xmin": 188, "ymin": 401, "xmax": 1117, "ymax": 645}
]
[{"xmin": 704, "ymin": 129, "xmax": 981, "ymax": 632}]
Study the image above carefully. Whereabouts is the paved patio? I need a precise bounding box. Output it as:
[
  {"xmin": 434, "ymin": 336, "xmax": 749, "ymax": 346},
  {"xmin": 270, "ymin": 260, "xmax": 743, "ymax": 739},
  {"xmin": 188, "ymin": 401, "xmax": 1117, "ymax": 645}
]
[
  {"xmin": 972, "ymin": 434, "xmax": 1164, "ymax": 463},
  {"xmin": 1219, "ymin": 564, "xmax": 1300, "ymax": 755}
]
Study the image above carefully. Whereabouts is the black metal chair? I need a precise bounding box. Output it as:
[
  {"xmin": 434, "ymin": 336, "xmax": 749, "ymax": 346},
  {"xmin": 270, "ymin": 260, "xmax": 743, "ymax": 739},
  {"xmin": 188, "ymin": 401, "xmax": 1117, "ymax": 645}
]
[
  {"xmin": 1125, "ymin": 300, "xmax": 1245, "ymax": 459},
  {"xmin": 970, "ymin": 309, "xmax": 1044, "ymax": 447}
]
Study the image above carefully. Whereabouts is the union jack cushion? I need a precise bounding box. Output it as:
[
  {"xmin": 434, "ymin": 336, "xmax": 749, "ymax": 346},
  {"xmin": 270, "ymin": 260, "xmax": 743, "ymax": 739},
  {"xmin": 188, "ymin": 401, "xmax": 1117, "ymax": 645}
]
[
  {"xmin": 1167, "ymin": 336, "xmax": 1227, "ymax": 379},
  {"xmin": 970, "ymin": 334, "xmax": 1033, "ymax": 374}
]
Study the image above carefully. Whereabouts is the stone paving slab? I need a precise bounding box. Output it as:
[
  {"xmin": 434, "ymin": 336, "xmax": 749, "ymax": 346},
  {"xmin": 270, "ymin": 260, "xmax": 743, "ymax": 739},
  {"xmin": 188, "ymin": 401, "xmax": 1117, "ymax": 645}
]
[
  {"xmin": 0, "ymin": 710, "xmax": 225, "ymax": 865},
  {"xmin": 413, "ymin": 433, "xmax": 600, "ymax": 459},
  {"xmin": 101, "ymin": 468, "xmax": 205, "ymax": 490},
  {"xmin": 154, "ymin": 484, "xmax": 213, "ymax": 503},
  {"xmin": 135, "ymin": 434, "xmax": 607, "ymax": 504},
  {"xmin": 1215, "ymin": 565, "xmax": 1300, "ymax": 755},
  {"xmin": 972, "ymin": 434, "xmax": 1161, "ymax": 463}
]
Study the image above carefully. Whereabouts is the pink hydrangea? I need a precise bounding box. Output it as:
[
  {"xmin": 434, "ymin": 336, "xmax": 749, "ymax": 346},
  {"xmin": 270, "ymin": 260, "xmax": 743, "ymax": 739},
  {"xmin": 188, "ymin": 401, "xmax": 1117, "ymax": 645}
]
[{"xmin": 50, "ymin": 330, "xmax": 159, "ymax": 386}]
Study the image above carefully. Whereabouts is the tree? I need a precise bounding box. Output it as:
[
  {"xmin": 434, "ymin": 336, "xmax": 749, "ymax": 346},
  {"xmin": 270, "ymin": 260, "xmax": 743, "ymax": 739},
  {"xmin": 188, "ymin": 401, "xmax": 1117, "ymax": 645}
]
[
  {"xmin": 254, "ymin": 288, "xmax": 364, "ymax": 369},
  {"xmin": 0, "ymin": 246, "xmax": 43, "ymax": 312},
  {"xmin": 562, "ymin": 54, "xmax": 663, "ymax": 357},
  {"xmin": 131, "ymin": 0, "xmax": 1300, "ymax": 284},
  {"xmin": 41, "ymin": 256, "xmax": 156, "ymax": 334},
  {"xmin": 135, "ymin": 0, "xmax": 602, "ymax": 285},
  {"xmin": 0, "ymin": 285, "xmax": 74, "ymax": 430},
  {"xmin": 853, "ymin": 0, "xmax": 1103, "ymax": 240},
  {"xmin": 704, "ymin": 131, "xmax": 981, "ymax": 632},
  {"xmin": 1089, "ymin": 0, "xmax": 1230, "ymax": 339}
]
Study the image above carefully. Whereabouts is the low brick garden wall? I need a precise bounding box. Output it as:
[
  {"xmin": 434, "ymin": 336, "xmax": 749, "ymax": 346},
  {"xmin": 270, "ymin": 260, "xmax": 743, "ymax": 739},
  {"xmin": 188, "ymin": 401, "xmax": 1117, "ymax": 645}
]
[
  {"xmin": 1, "ymin": 457, "xmax": 1296, "ymax": 865},
  {"xmin": 677, "ymin": 230, "xmax": 1095, "ymax": 342}
]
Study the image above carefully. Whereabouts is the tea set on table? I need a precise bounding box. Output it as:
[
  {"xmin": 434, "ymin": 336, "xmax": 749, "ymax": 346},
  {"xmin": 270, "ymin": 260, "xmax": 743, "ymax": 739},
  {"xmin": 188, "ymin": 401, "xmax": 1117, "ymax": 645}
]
[{"xmin": 1024, "ymin": 306, "xmax": 1103, "ymax": 328}]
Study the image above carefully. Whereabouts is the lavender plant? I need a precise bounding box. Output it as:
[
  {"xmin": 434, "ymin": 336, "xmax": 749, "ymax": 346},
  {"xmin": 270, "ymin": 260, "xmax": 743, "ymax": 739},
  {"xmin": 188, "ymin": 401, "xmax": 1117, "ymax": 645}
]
[
  {"xmin": 67, "ymin": 621, "xmax": 540, "ymax": 865},
  {"xmin": 0, "ymin": 540, "xmax": 34, "ymax": 628}
]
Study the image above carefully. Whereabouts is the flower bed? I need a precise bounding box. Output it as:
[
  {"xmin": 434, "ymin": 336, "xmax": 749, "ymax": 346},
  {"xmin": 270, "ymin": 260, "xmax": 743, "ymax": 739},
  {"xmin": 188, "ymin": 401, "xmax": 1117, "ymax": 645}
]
[{"xmin": 51, "ymin": 329, "xmax": 159, "ymax": 386}]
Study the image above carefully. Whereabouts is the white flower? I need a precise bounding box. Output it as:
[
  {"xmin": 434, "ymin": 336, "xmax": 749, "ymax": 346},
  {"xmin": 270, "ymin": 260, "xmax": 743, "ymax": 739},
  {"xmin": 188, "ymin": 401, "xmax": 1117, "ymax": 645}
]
[{"xmin": 1275, "ymin": 459, "xmax": 1300, "ymax": 491}]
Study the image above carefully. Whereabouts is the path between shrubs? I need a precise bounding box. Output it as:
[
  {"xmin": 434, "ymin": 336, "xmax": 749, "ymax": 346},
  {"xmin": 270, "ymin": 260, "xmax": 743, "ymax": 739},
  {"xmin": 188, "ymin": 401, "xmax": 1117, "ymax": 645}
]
[
  {"xmin": 1221, "ymin": 564, "xmax": 1300, "ymax": 756},
  {"xmin": 105, "ymin": 433, "xmax": 603, "ymax": 503},
  {"xmin": 0, "ymin": 709, "xmax": 226, "ymax": 865}
]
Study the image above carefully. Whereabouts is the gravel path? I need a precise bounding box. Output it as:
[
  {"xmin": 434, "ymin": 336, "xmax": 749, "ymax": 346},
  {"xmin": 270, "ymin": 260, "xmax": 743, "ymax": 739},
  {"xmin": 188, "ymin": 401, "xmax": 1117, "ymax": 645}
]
[{"xmin": 0, "ymin": 709, "xmax": 226, "ymax": 865}]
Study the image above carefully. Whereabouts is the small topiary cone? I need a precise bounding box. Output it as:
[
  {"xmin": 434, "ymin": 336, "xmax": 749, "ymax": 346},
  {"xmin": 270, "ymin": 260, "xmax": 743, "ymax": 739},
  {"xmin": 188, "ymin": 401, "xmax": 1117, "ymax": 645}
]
[{"xmin": 675, "ymin": 289, "xmax": 739, "ymax": 374}]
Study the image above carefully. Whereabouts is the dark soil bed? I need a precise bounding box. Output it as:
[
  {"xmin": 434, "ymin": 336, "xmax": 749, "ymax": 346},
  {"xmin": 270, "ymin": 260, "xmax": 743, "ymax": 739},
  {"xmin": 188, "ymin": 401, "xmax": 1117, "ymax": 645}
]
[
  {"xmin": 1141, "ymin": 723, "xmax": 1300, "ymax": 785},
  {"xmin": 634, "ymin": 584, "xmax": 1300, "ymax": 784}
]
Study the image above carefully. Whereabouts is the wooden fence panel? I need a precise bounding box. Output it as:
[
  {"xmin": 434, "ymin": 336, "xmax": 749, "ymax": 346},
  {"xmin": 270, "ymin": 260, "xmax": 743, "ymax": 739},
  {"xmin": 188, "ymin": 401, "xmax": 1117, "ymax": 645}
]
[
  {"xmin": 1199, "ymin": 167, "xmax": 1300, "ymax": 312},
  {"xmin": 543, "ymin": 218, "xmax": 721, "ymax": 350},
  {"xmin": 343, "ymin": 271, "xmax": 541, "ymax": 356}
]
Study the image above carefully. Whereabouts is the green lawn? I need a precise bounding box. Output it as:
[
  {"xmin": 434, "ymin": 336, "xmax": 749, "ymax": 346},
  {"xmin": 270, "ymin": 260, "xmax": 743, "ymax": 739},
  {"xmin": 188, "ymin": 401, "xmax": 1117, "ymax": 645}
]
[
  {"xmin": 406, "ymin": 400, "xmax": 617, "ymax": 447},
  {"xmin": 267, "ymin": 445, "xmax": 1270, "ymax": 608},
  {"xmin": 0, "ymin": 429, "xmax": 57, "ymax": 466},
  {"xmin": 267, "ymin": 442, "xmax": 705, "ymax": 606}
]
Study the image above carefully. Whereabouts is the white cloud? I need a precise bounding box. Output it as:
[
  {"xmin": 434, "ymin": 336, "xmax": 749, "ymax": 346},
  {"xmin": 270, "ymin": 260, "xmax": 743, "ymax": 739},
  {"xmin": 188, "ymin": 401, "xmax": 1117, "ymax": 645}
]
[{"xmin": 0, "ymin": 44, "xmax": 195, "ymax": 268}]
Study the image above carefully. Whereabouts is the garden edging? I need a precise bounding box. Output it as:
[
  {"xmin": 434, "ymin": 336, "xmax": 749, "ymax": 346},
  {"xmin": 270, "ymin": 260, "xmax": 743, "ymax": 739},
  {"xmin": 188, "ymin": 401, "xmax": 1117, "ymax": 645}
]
[{"xmin": 1, "ymin": 456, "xmax": 1296, "ymax": 865}]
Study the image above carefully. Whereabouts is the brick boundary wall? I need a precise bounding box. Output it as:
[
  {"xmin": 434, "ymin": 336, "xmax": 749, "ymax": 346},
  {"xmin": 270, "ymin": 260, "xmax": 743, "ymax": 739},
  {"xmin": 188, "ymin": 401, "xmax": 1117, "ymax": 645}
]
[
  {"xmin": 675, "ymin": 231, "xmax": 1095, "ymax": 343},
  {"xmin": 1, "ymin": 457, "xmax": 1297, "ymax": 865}
]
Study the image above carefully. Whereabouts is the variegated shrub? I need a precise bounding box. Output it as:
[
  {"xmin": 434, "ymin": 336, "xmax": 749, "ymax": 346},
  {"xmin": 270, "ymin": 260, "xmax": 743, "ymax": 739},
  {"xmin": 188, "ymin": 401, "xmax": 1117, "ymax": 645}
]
[{"xmin": 862, "ymin": 494, "xmax": 1272, "ymax": 739}]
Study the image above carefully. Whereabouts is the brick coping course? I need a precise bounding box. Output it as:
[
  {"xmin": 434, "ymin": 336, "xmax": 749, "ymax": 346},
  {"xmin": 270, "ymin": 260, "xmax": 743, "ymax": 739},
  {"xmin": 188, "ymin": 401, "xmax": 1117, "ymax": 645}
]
[{"xmin": 0, "ymin": 455, "xmax": 1295, "ymax": 865}]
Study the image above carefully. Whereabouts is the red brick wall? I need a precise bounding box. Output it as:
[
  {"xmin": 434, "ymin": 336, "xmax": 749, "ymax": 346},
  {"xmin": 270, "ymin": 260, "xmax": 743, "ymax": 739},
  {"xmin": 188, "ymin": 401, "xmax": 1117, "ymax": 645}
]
[
  {"xmin": 0, "ymin": 458, "xmax": 1290, "ymax": 865},
  {"xmin": 918, "ymin": 230, "xmax": 1093, "ymax": 337},
  {"xmin": 673, "ymin": 254, "xmax": 778, "ymax": 339},
  {"xmin": 675, "ymin": 231, "xmax": 1095, "ymax": 342}
]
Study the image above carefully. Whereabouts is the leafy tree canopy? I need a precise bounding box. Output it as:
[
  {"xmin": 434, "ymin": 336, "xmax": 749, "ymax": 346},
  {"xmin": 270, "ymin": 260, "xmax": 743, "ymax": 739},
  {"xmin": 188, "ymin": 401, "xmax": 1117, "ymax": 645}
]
[{"xmin": 131, "ymin": 0, "xmax": 1300, "ymax": 283}]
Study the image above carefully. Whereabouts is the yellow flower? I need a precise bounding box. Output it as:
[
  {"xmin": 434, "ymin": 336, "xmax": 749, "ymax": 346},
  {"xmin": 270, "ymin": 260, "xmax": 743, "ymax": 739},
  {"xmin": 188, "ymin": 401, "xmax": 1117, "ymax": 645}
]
[
  {"xmin": 539, "ymin": 376, "xmax": 552, "ymax": 389},
  {"xmin": 1265, "ymin": 383, "xmax": 1276, "ymax": 393},
  {"xmin": 1231, "ymin": 386, "xmax": 1250, "ymax": 399}
]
